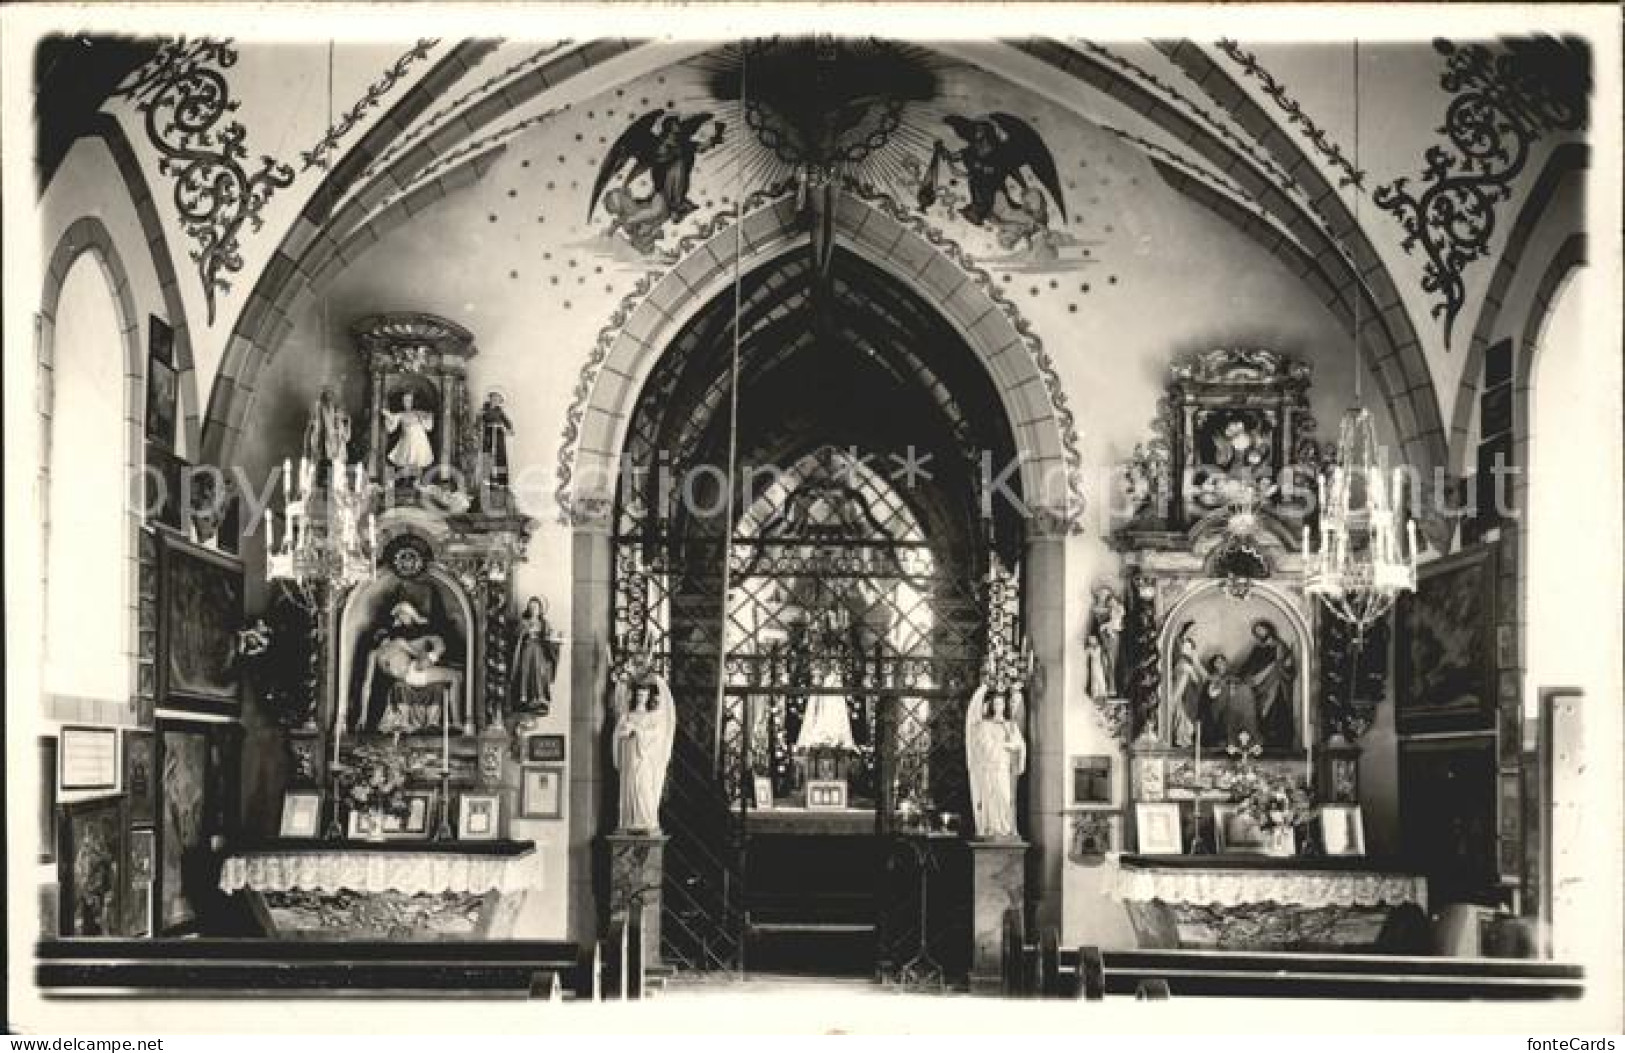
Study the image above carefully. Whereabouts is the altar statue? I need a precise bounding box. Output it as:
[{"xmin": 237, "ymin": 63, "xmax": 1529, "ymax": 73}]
[
  {"xmin": 357, "ymin": 600, "xmax": 465, "ymax": 734},
  {"xmin": 610, "ymin": 662, "xmax": 677, "ymax": 834},
  {"xmin": 1084, "ymin": 586, "xmax": 1124, "ymax": 698},
  {"xmin": 793, "ymin": 667, "xmax": 857, "ymax": 752},
  {"xmin": 303, "ymin": 386, "xmax": 351, "ymax": 469},
  {"xmin": 380, "ymin": 391, "xmax": 435, "ymax": 478},
  {"xmin": 1237, "ymin": 619, "xmax": 1297, "ymax": 748},
  {"xmin": 479, "ymin": 390, "xmax": 516, "ymax": 488},
  {"xmin": 510, "ymin": 596, "xmax": 560, "ymax": 715},
  {"xmin": 1202, "ymin": 654, "xmax": 1260, "ymax": 748},
  {"xmin": 965, "ymin": 684, "xmax": 1027, "ymax": 840},
  {"xmin": 1166, "ymin": 620, "xmax": 1205, "ymax": 747}
]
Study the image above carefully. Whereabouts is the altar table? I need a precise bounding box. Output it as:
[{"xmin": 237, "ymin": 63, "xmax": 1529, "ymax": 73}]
[
  {"xmin": 221, "ymin": 839, "xmax": 537, "ymax": 940},
  {"xmin": 1110, "ymin": 854, "xmax": 1428, "ymax": 952}
]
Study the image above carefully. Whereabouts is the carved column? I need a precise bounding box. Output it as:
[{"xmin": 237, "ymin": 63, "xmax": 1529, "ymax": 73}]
[
  {"xmin": 968, "ymin": 839, "xmax": 1028, "ymax": 994},
  {"xmin": 606, "ymin": 832, "xmax": 667, "ymax": 971}
]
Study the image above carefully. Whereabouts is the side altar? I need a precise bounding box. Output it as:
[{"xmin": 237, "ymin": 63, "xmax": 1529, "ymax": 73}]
[
  {"xmin": 237, "ymin": 313, "xmax": 556, "ymax": 939},
  {"xmin": 1089, "ymin": 350, "xmax": 1412, "ymax": 952}
]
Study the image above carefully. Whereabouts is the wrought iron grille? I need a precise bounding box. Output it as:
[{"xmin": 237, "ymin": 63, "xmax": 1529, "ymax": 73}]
[{"xmin": 613, "ymin": 445, "xmax": 994, "ymax": 975}]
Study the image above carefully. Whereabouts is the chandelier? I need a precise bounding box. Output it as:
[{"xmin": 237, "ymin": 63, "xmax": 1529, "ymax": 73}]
[
  {"xmin": 1302, "ymin": 39, "xmax": 1415, "ymax": 641},
  {"xmin": 266, "ymin": 455, "xmax": 376, "ymax": 601},
  {"xmin": 1303, "ymin": 407, "xmax": 1417, "ymax": 637}
]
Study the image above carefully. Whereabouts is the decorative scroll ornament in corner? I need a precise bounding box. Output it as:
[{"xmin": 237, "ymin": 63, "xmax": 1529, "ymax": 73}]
[
  {"xmin": 112, "ymin": 37, "xmax": 296, "ymax": 326},
  {"xmin": 1373, "ymin": 37, "xmax": 1590, "ymax": 348}
]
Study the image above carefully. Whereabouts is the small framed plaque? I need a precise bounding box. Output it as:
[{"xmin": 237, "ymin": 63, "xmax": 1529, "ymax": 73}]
[{"xmin": 59, "ymin": 725, "xmax": 120, "ymax": 793}]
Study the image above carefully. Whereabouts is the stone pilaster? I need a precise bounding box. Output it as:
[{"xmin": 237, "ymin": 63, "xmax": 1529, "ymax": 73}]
[
  {"xmin": 606, "ymin": 831, "xmax": 667, "ymax": 971},
  {"xmin": 969, "ymin": 838, "xmax": 1029, "ymax": 994}
]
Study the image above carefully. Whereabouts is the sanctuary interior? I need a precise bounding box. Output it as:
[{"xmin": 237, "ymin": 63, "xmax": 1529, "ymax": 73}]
[{"xmin": 9, "ymin": 10, "xmax": 1622, "ymax": 1016}]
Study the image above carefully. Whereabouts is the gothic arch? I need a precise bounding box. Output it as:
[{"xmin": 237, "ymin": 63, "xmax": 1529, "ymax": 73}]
[
  {"xmin": 37, "ymin": 215, "xmax": 145, "ymax": 712},
  {"xmin": 557, "ymin": 187, "xmax": 1083, "ymax": 530}
]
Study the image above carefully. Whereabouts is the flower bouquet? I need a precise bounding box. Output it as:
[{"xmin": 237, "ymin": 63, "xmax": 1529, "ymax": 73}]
[
  {"xmin": 338, "ymin": 742, "xmax": 412, "ymax": 837},
  {"xmin": 1214, "ymin": 734, "xmax": 1314, "ymax": 855}
]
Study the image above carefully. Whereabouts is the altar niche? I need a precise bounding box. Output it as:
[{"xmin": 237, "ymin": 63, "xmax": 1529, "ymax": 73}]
[
  {"xmin": 336, "ymin": 566, "xmax": 475, "ymax": 737},
  {"xmin": 605, "ymin": 244, "xmax": 1029, "ymax": 981}
]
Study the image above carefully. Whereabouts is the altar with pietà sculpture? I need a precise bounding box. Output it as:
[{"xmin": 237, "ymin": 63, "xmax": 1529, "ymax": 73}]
[
  {"xmin": 1087, "ymin": 348, "xmax": 1425, "ymax": 953},
  {"xmin": 221, "ymin": 314, "xmax": 550, "ymax": 940}
]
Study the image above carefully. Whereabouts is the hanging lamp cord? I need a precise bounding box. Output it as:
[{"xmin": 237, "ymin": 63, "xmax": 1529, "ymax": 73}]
[{"xmin": 712, "ymin": 51, "xmax": 747, "ymax": 773}]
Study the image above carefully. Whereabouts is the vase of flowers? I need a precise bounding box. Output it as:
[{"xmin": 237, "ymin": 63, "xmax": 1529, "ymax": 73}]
[
  {"xmin": 1216, "ymin": 735, "xmax": 1314, "ymax": 856},
  {"xmin": 338, "ymin": 741, "xmax": 411, "ymax": 839}
]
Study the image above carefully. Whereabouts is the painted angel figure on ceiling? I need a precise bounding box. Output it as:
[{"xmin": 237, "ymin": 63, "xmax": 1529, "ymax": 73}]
[
  {"xmin": 917, "ymin": 113, "xmax": 1069, "ymax": 258},
  {"xmin": 588, "ymin": 109, "xmax": 727, "ymax": 255}
]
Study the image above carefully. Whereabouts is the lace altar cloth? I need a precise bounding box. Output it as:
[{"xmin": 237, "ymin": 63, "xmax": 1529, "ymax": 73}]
[
  {"xmin": 220, "ymin": 849, "xmax": 535, "ymax": 896},
  {"xmin": 1108, "ymin": 855, "xmax": 1427, "ymax": 910}
]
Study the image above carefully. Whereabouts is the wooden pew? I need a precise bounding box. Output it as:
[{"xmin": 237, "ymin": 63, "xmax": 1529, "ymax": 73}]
[{"xmin": 37, "ymin": 939, "xmax": 589, "ymax": 999}]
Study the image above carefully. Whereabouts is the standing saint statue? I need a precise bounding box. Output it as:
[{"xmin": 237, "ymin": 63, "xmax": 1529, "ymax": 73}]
[
  {"xmin": 1083, "ymin": 586, "xmax": 1124, "ymax": 698},
  {"xmin": 965, "ymin": 684, "xmax": 1027, "ymax": 840},
  {"xmin": 510, "ymin": 596, "xmax": 560, "ymax": 714},
  {"xmin": 303, "ymin": 386, "xmax": 351, "ymax": 483},
  {"xmin": 380, "ymin": 391, "xmax": 435, "ymax": 479},
  {"xmin": 1237, "ymin": 619, "xmax": 1297, "ymax": 748},
  {"xmin": 610, "ymin": 659, "xmax": 677, "ymax": 834},
  {"xmin": 793, "ymin": 666, "xmax": 857, "ymax": 752},
  {"xmin": 479, "ymin": 390, "xmax": 516, "ymax": 488},
  {"xmin": 1166, "ymin": 620, "xmax": 1205, "ymax": 747}
]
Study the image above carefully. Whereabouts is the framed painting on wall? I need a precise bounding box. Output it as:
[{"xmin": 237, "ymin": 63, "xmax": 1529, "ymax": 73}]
[
  {"xmin": 1070, "ymin": 755, "xmax": 1115, "ymax": 807},
  {"xmin": 144, "ymin": 316, "xmax": 177, "ymax": 450},
  {"xmin": 59, "ymin": 797, "xmax": 125, "ymax": 937},
  {"xmin": 519, "ymin": 766, "xmax": 564, "ymax": 820},
  {"xmin": 154, "ymin": 718, "xmax": 238, "ymax": 935},
  {"xmin": 40, "ymin": 736, "xmax": 58, "ymax": 864},
  {"xmin": 1134, "ymin": 802, "xmax": 1183, "ymax": 855},
  {"xmin": 59, "ymin": 725, "xmax": 119, "ymax": 793},
  {"xmin": 457, "ymin": 793, "xmax": 501, "ymax": 840},
  {"xmin": 158, "ymin": 531, "xmax": 244, "ymax": 714},
  {"xmin": 126, "ymin": 828, "xmax": 155, "ymax": 937},
  {"xmin": 124, "ymin": 729, "xmax": 156, "ymax": 826},
  {"xmin": 1396, "ymin": 544, "xmax": 1497, "ymax": 735}
]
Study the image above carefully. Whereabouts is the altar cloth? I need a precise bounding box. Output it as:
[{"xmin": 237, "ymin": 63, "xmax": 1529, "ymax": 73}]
[
  {"xmin": 220, "ymin": 841, "xmax": 537, "ymax": 897},
  {"xmin": 1109, "ymin": 854, "xmax": 1426, "ymax": 910}
]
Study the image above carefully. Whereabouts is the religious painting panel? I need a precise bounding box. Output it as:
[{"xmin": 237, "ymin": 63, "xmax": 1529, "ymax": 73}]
[
  {"xmin": 1157, "ymin": 583, "xmax": 1310, "ymax": 753},
  {"xmin": 124, "ymin": 729, "xmax": 156, "ymax": 826},
  {"xmin": 158, "ymin": 531, "xmax": 244, "ymax": 713},
  {"xmin": 155, "ymin": 720, "xmax": 231, "ymax": 935},
  {"xmin": 144, "ymin": 315, "xmax": 177, "ymax": 450},
  {"xmin": 59, "ymin": 797, "xmax": 125, "ymax": 937},
  {"xmin": 1396, "ymin": 544, "xmax": 1497, "ymax": 734},
  {"xmin": 1400, "ymin": 735, "xmax": 1498, "ymax": 907}
]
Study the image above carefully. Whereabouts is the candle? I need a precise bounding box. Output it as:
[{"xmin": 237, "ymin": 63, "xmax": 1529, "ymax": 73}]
[
  {"xmin": 333, "ymin": 698, "xmax": 344, "ymax": 768},
  {"xmin": 1301, "ymin": 525, "xmax": 1310, "ymax": 563},
  {"xmin": 442, "ymin": 684, "xmax": 451, "ymax": 770},
  {"xmin": 282, "ymin": 458, "xmax": 292, "ymax": 505},
  {"xmin": 1193, "ymin": 718, "xmax": 1202, "ymax": 788}
]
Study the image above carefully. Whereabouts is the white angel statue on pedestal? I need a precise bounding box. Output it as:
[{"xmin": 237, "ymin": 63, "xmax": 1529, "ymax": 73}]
[
  {"xmin": 609, "ymin": 652, "xmax": 676, "ymax": 835},
  {"xmin": 965, "ymin": 682, "xmax": 1027, "ymax": 840}
]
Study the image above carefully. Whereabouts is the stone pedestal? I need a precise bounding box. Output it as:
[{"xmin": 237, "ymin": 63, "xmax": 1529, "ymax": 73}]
[
  {"xmin": 969, "ymin": 838, "xmax": 1028, "ymax": 994},
  {"xmin": 606, "ymin": 832, "xmax": 667, "ymax": 971}
]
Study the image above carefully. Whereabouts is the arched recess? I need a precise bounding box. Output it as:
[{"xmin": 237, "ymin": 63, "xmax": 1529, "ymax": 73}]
[
  {"xmin": 558, "ymin": 188, "xmax": 1081, "ymax": 530},
  {"xmin": 37, "ymin": 216, "xmax": 146, "ymax": 716},
  {"xmin": 561, "ymin": 198, "xmax": 1078, "ymax": 945}
]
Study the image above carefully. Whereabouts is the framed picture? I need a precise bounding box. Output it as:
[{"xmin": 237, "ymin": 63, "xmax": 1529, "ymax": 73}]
[
  {"xmin": 1396, "ymin": 544, "xmax": 1497, "ymax": 734},
  {"xmin": 126, "ymin": 828, "xmax": 155, "ymax": 937},
  {"xmin": 145, "ymin": 316, "xmax": 177, "ymax": 449},
  {"xmin": 457, "ymin": 793, "xmax": 501, "ymax": 840},
  {"xmin": 158, "ymin": 531, "xmax": 244, "ymax": 713},
  {"xmin": 1319, "ymin": 804, "xmax": 1367, "ymax": 856},
  {"xmin": 347, "ymin": 809, "xmax": 382, "ymax": 840},
  {"xmin": 806, "ymin": 780, "xmax": 848, "ymax": 810},
  {"xmin": 124, "ymin": 729, "xmax": 156, "ymax": 826},
  {"xmin": 1134, "ymin": 803, "xmax": 1182, "ymax": 854},
  {"xmin": 154, "ymin": 719, "xmax": 238, "ymax": 935},
  {"xmin": 524, "ymin": 734, "xmax": 566, "ymax": 763},
  {"xmin": 519, "ymin": 766, "xmax": 564, "ymax": 820},
  {"xmin": 144, "ymin": 445, "xmax": 186, "ymax": 531},
  {"xmin": 1213, "ymin": 804, "xmax": 1297, "ymax": 855},
  {"xmin": 59, "ymin": 797, "xmax": 125, "ymax": 936},
  {"xmin": 40, "ymin": 737, "xmax": 58, "ymax": 864},
  {"xmin": 752, "ymin": 775, "xmax": 775, "ymax": 810},
  {"xmin": 387, "ymin": 791, "xmax": 436, "ymax": 838},
  {"xmin": 1070, "ymin": 754, "xmax": 1114, "ymax": 806},
  {"xmin": 59, "ymin": 725, "xmax": 120, "ymax": 793},
  {"xmin": 278, "ymin": 790, "xmax": 323, "ymax": 838}
]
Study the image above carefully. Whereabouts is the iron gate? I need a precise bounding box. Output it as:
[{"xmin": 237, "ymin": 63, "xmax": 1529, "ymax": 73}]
[{"xmin": 612, "ymin": 446, "xmax": 1016, "ymax": 976}]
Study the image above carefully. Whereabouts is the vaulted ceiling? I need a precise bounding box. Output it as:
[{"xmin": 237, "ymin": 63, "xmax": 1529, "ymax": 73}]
[{"xmin": 41, "ymin": 31, "xmax": 1594, "ymax": 482}]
